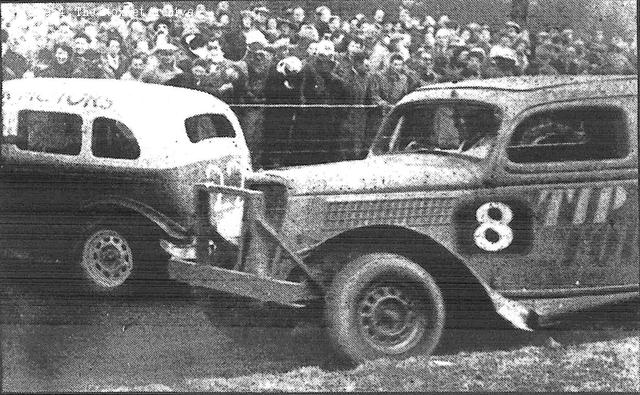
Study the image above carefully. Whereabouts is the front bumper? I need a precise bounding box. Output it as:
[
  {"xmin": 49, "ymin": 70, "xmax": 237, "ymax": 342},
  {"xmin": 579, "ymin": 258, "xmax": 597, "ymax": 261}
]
[{"xmin": 166, "ymin": 256, "xmax": 314, "ymax": 306}]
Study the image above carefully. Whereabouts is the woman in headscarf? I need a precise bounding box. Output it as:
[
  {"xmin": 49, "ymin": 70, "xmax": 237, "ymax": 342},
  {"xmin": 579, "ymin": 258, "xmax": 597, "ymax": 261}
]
[{"xmin": 38, "ymin": 43, "xmax": 75, "ymax": 78}]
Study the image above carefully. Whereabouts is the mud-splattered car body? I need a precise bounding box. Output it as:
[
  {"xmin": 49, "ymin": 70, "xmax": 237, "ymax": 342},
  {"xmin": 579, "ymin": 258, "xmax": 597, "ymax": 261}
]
[
  {"xmin": 1, "ymin": 79, "xmax": 250, "ymax": 284},
  {"xmin": 167, "ymin": 75, "xmax": 638, "ymax": 331}
]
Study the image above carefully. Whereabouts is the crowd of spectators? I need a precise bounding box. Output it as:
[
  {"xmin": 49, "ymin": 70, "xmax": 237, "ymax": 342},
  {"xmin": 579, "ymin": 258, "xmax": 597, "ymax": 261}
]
[{"xmin": 2, "ymin": 2, "xmax": 637, "ymax": 167}]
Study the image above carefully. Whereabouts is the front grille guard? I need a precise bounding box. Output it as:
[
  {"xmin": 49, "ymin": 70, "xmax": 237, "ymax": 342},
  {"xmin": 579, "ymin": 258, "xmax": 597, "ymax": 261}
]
[{"xmin": 195, "ymin": 182, "xmax": 324, "ymax": 293}]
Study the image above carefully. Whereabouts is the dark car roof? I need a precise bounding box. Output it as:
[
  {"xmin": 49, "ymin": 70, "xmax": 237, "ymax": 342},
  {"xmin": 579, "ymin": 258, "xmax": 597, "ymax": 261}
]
[
  {"xmin": 401, "ymin": 75, "xmax": 637, "ymax": 110},
  {"xmin": 416, "ymin": 75, "xmax": 637, "ymax": 93}
]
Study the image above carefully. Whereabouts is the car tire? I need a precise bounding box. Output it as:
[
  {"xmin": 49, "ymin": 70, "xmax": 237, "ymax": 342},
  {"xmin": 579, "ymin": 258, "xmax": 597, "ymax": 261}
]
[
  {"xmin": 325, "ymin": 253, "xmax": 445, "ymax": 363},
  {"xmin": 71, "ymin": 219, "xmax": 167, "ymax": 298}
]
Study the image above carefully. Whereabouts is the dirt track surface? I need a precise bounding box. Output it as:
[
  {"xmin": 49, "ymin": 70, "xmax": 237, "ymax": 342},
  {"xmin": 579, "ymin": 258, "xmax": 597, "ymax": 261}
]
[{"xmin": 1, "ymin": 254, "xmax": 638, "ymax": 392}]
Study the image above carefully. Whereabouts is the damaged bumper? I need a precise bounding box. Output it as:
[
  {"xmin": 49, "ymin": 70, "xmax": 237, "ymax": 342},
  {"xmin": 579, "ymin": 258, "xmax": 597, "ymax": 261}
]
[{"xmin": 487, "ymin": 286, "xmax": 639, "ymax": 331}]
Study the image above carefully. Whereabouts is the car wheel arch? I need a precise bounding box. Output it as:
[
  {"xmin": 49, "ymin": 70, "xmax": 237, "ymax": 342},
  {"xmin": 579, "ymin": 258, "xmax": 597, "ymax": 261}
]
[
  {"xmin": 79, "ymin": 197, "xmax": 189, "ymax": 241},
  {"xmin": 304, "ymin": 225, "xmax": 498, "ymax": 323}
]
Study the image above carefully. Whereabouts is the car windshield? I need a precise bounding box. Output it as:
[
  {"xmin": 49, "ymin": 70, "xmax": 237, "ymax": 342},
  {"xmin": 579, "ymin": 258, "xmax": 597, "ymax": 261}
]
[{"xmin": 372, "ymin": 102, "xmax": 502, "ymax": 160}]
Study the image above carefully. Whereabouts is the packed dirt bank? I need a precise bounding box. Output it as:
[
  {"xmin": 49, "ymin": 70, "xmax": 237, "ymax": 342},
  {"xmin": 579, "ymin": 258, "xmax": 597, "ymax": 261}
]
[{"xmin": 97, "ymin": 336, "xmax": 639, "ymax": 392}]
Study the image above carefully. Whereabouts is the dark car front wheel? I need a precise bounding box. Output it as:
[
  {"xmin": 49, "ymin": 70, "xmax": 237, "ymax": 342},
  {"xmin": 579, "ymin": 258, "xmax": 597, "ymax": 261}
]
[{"xmin": 326, "ymin": 253, "xmax": 445, "ymax": 363}]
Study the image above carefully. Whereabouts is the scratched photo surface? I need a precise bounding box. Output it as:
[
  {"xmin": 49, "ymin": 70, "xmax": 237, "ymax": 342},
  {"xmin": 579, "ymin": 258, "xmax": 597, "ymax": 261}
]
[{"xmin": 1, "ymin": 1, "xmax": 637, "ymax": 392}]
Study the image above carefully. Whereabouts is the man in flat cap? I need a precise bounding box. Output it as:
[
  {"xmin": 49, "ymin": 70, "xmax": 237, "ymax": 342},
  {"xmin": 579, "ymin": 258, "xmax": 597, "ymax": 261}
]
[{"xmin": 140, "ymin": 42, "xmax": 182, "ymax": 84}]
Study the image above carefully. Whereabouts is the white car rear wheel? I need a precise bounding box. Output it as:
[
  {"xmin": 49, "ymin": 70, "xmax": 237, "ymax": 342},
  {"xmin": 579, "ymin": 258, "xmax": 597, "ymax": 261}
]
[{"xmin": 81, "ymin": 229, "xmax": 134, "ymax": 289}]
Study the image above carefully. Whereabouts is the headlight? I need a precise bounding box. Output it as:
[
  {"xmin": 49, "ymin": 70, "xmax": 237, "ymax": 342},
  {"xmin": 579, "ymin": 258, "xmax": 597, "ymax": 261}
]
[{"xmin": 210, "ymin": 194, "xmax": 244, "ymax": 246}]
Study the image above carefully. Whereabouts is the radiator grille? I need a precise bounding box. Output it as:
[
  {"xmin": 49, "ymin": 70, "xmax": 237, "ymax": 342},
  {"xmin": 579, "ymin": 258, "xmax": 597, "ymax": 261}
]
[{"xmin": 325, "ymin": 198, "xmax": 455, "ymax": 230}]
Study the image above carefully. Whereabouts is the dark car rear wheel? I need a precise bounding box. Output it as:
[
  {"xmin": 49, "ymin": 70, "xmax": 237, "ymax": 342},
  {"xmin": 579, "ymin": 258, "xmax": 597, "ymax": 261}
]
[{"xmin": 326, "ymin": 253, "xmax": 445, "ymax": 363}]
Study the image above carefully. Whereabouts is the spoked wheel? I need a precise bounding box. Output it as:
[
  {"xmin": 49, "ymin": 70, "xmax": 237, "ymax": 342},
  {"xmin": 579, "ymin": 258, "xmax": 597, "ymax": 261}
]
[
  {"xmin": 81, "ymin": 229, "xmax": 134, "ymax": 289},
  {"xmin": 72, "ymin": 219, "xmax": 167, "ymax": 297},
  {"xmin": 357, "ymin": 281, "xmax": 428, "ymax": 354},
  {"xmin": 326, "ymin": 253, "xmax": 445, "ymax": 363}
]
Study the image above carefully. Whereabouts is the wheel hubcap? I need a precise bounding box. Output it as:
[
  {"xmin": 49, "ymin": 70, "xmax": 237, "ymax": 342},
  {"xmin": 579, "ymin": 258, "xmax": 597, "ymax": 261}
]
[
  {"xmin": 81, "ymin": 230, "xmax": 133, "ymax": 288},
  {"xmin": 358, "ymin": 283, "xmax": 426, "ymax": 353}
]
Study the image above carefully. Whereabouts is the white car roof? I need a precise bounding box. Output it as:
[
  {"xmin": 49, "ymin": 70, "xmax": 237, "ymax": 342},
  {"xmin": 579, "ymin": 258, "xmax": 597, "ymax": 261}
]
[
  {"xmin": 2, "ymin": 78, "xmax": 233, "ymax": 138},
  {"xmin": 2, "ymin": 78, "xmax": 249, "ymax": 168}
]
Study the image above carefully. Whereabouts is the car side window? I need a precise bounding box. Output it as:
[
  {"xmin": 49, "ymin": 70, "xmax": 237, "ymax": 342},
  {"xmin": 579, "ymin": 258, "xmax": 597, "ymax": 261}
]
[
  {"xmin": 185, "ymin": 114, "xmax": 235, "ymax": 143},
  {"xmin": 91, "ymin": 117, "xmax": 140, "ymax": 160},
  {"xmin": 508, "ymin": 106, "xmax": 629, "ymax": 163},
  {"xmin": 16, "ymin": 110, "xmax": 83, "ymax": 155}
]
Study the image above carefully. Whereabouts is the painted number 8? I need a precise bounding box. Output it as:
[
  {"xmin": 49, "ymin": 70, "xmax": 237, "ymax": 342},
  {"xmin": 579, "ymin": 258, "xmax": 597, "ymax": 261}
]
[{"xmin": 473, "ymin": 202, "xmax": 514, "ymax": 252}]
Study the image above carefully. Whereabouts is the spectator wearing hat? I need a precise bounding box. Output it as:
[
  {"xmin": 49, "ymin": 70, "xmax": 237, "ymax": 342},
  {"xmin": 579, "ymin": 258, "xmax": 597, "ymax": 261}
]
[
  {"xmin": 528, "ymin": 39, "xmax": 560, "ymax": 75},
  {"xmin": 69, "ymin": 32, "xmax": 101, "ymax": 78},
  {"xmin": 53, "ymin": 21, "xmax": 76, "ymax": 46},
  {"xmin": 514, "ymin": 38, "xmax": 531, "ymax": 75},
  {"xmin": 475, "ymin": 26, "xmax": 492, "ymax": 55},
  {"xmin": 484, "ymin": 38, "xmax": 519, "ymax": 78},
  {"xmin": 462, "ymin": 47, "xmax": 485, "ymax": 79},
  {"xmin": 120, "ymin": 2, "xmax": 136, "ymax": 24},
  {"xmin": 204, "ymin": 42, "xmax": 248, "ymax": 104},
  {"xmin": 100, "ymin": 34, "xmax": 130, "ymax": 79},
  {"xmin": 290, "ymin": 23, "xmax": 319, "ymax": 59},
  {"xmin": 291, "ymin": 7, "xmax": 307, "ymax": 31},
  {"xmin": 215, "ymin": 1, "xmax": 231, "ymax": 24},
  {"xmin": 373, "ymin": 10, "xmax": 386, "ymax": 31},
  {"xmin": 388, "ymin": 33, "xmax": 412, "ymax": 62},
  {"xmin": 140, "ymin": 42, "xmax": 181, "ymax": 84},
  {"xmin": 262, "ymin": 56, "xmax": 304, "ymax": 168},
  {"xmin": 263, "ymin": 17, "xmax": 281, "ymax": 43},
  {"xmin": 239, "ymin": 10, "xmax": 268, "ymax": 49},
  {"xmin": 368, "ymin": 35, "xmax": 392, "ymax": 72},
  {"xmin": 182, "ymin": 33, "xmax": 209, "ymax": 61},
  {"xmin": 407, "ymin": 49, "xmax": 441, "ymax": 84},
  {"xmin": 603, "ymin": 40, "xmax": 636, "ymax": 75},
  {"xmin": 244, "ymin": 41, "xmax": 273, "ymax": 102},
  {"xmin": 252, "ymin": 6, "xmax": 271, "ymax": 34},
  {"xmin": 335, "ymin": 37, "xmax": 372, "ymax": 158},
  {"xmin": 296, "ymin": 39, "xmax": 349, "ymax": 165},
  {"xmin": 370, "ymin": 53, "xmax": 412, "ymax": 112},
  {"xmin": 160, "ymin": 2, "xmax": 182, "ymax": 35},
  {"xmin": 126, "ymin": 19, "xmax": 151, "ymax": 54},
  {"xmin": 571, "ymin": 39, "xmax": 592, "ymax": 71},
  {"xmin": 441, "ymin": 45, "xmax": 469, "ymax": 82},
  {"xmin": 2, "ymin": 28, "xmax": 29, "ymax": 80},
  {"xmin": 336, "ymin": 50, "xmax": 375, "ymax": 161},
  {"xmin": 560, "ymin": 29, "xmax": 574, "ymax": 46},
  {"xmin": 336, "ymin": 35, "xmax": 365, "ymax": 66},
  {"xmin": 588, "ymin": 30, "xmax": 608, "ymax": 54},
  {"xmin": 505, "ymin": 21, "xmax": 521, "ymax": 40},
  {"xmin": 489, "ymin": 34, "xmax": 517, "ymax": 61},
  {"xmin": 95, "ymin": 7, "xmax": 113, "ymax": 31},
  {"xmin": 432, "ymin": 28, "xmax": 450, "ymax": 61},
  {"xmin": 314, "ymin": 6, "xmax": 332, "ymax": 39},
  {"xmin": 151, "ymin": 17, "xmax": 175, "ymax": 48},
  {"xmin": 143, "ymin": 6, "xmax": 160, "ymax": 25},
  {"xmin": 328, "ymin": 15, "xmax": 342, "ymax": 34},
  {"xmin": 276, "ymin": 18, "xmax": 297, "ymax": 41},
  {"xmin": 165, "ymin": 58, "xmax": 216, "ymax": 93}
]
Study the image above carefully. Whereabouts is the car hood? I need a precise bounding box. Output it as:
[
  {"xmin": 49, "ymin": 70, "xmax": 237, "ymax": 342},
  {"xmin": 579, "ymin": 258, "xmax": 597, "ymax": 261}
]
[{"xmin": 258, "ymin": 154, "xmax": 485, "ymax": 195}]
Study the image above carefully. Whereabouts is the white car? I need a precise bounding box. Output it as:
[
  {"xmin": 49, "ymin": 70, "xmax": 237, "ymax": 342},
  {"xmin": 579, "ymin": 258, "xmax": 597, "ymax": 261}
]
[{"xmin": 1, "ymin": 78, "xmax": 250, "ymax": 294}]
